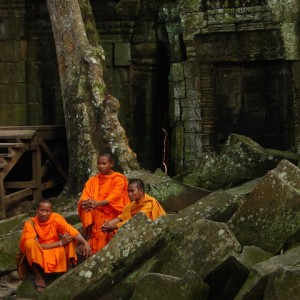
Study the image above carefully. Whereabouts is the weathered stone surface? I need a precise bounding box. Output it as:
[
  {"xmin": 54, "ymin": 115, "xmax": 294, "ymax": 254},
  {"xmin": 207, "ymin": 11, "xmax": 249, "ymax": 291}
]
[
  {"xmin": 169, "ymin": 62, "xmax": 184, "ymax": 81},
  {"xmin": 0, "ymin": 272, "xmax": 21, "ymax": 299},
  {"xmin": 0, "ymin": 103, "xmax": 27, "ymax": 125},
  {"xmin": 182, "ymin": 133, "xmax": 299, "ymax": 190},
  {"xmin": 234, "ymin": 246, "xmax": 300, "ymax": 300},
  {"xmin": 0, "ymin": 214, "xmax": 27, "ymax": 235},
  {"xmin": 169, "ymin": 80, "xmax": 186, "ymax": 99},
  {"xmin": 62, "ymin": 212, "xmax": 81, "ymax": 226},
  {"xmin": 35, "ymin": 213, "xmax": 168, "ymax": 299},
  {"xmin": 102, "ymin": 217, "xmax": 242, "ymax": 299},
  {"xmin": 263, "ymin": 266, "xmax": 300, "ymax": 300},
  {"xmin": 132, "ymin": 21, "xmax": 157, "ymax": 44},
  {"xmin": 166, "ymin": 190, "xmax": 243, "ymax": 234},
  {"xmin": 114, "ymin": 42, "xmax": 131, "ymax": 66},
  {"xmin": 205, "ymin": 246, "xmax": 273, "ymax": 300},
  {"xmin": 229, "ymin": 159, "xmax": 300, "ymax": 253},
  {"xmin": 225, "ymin": 178, "xmax": 261, "ymax": 197},
  {"xmin": 234, "ymin": 246, "xmax": 273, "ymax": 271},
  {"xmin": 0, "ymin": 231, "xmax": 22, "ymax": 274},
  {"xmin": 115, "ymin": 0, "xmax": 140, "ymax": 19},
  {"xmin": 131, "ymin": 270, "xmax": 209, "ymax": 300},
  {"xmin": 149, "ymin": 219, "xmax": 241, "ymax": 279}
]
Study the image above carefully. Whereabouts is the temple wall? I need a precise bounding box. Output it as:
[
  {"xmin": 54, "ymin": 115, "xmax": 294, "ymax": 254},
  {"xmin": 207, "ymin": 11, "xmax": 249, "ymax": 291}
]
[
  {"xmin": 0, "ymin": 0, "xmax": 299, "ymax": 173},
  {"xmin": 0, "ymin": 1, "xmax": 61, "ymax": 126},
  {"xmin": 168, "ymin": 0, "xmax": 300, "ymax": 172}
]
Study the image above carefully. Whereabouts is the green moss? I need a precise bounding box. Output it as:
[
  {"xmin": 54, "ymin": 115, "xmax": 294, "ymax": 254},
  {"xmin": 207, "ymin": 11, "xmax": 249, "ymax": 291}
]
[
  {"xmin": 148, "ymin": 181, "xmax": 185, "ymax": 200},
  {"xmin": 0, "ymin": 215, "xmax": 27, "ymax": 235}
]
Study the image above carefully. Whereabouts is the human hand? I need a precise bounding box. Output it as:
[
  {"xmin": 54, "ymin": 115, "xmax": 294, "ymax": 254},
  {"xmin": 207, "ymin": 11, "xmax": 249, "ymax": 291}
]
[
  {"xmin": 81, "ymin": 242, "xmax": 92, "ymax": 258},
  {"xmin": 101, "ymin": 220, "xmax": 115, "ymax": 233},
  {"xmin": 81, "ymin": 199, "xmax": 95, "ymax": 211},
  {"xmin": 61, "ymin": 233, "xmax": 73, "ymax": 246}
]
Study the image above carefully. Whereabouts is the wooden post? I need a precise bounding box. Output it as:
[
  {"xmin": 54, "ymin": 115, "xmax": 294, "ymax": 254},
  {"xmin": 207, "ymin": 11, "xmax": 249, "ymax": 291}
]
[
  {"xmin": 0, "ymin": 176, "xmax": 5, "ymax": 218},
  {"xmin": 32, "ymin": 144, "xmax": 42, "ymax": 203}
]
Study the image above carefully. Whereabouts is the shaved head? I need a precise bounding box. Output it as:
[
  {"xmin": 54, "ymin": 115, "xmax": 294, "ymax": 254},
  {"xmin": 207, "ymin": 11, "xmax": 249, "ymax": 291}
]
[
  {"xmin": 128, "ymin": 178, "xmax": 144, "ymax": 192},
  {"xmin": 98, "ymin": 152, "xmax": 114, "ymax": 162},
  {"xmin": 37, "ymin": 198, "xmax": 52, "ymax": 209}
]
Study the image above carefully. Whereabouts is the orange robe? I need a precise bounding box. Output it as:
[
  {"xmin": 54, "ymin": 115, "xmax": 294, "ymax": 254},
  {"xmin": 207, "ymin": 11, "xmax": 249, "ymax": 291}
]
[
  {"xmin": 78, "ymin": 172, "xmax": 130, "ymax": 253},
  {"xmin": 19, "ymin": 213, "xmax": 79, "ymax": 273},
  {"xmin": 116, "ymin": 193, "xmax": 166, "ymax": 228}
]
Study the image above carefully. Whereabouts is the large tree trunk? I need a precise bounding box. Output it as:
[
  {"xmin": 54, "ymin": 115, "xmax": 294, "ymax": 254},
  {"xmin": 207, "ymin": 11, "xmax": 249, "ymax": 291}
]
[{"xmin": 46, "ymin": 0, "xmax": 140, "ymax": 195}]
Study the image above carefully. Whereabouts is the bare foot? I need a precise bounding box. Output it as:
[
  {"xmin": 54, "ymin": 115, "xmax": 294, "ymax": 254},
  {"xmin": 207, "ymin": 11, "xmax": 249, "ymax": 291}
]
[
  {"xmin": 32, "ymin": 263, "xmax": 46, "ymax": 293},
  {"xmin": 35, "ymin": 278, "xmax": 46, "ymax": 293}
]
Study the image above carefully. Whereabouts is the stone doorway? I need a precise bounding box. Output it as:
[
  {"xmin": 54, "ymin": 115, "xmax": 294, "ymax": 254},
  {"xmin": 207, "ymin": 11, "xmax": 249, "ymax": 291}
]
[{"xmin": 214, "ymin": 61, "xmax": 293, "ymax": 150}]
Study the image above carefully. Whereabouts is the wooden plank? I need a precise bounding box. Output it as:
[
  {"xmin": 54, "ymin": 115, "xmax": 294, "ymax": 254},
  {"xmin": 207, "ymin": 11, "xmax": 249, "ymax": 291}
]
[
  {"xmin": 42, "ymin": 180, "xmax": 57, "ymax": 190},
  {"xmin": 0, "ymin": 143, "xmax": 25, "ymax": 148},
  {"xmin": 0, "ymin": 176, "xmax": 5, "ymax": 218},
  {"xmin": 0, "ymin": 125, "xmax": 64, "ymax": 131},
  {"xmin": 4, "ymin": 188, "xmax": 32, "ymax": 205},
  {"xmin": 0, "ymin": 153, "xmax": 14, "ymax": 158},
  {"xmin": 35, "ymin": 128, "xmax": 66, "ymax": 140},
  {"xmin": 41, "ymin": 160, "xmax": 53, "ymax": 178},
  {"xmin": 4, "ymin": 181, "xmax": 37, "ymax": 189},
  {"xmin": 5, "ymin": 180, "xmax": 57, "ymax": 193},
  {"xmin": 0, "ymin": 148, "xmax": 26, "ymax": 178},
  {"xmin": 40, "ymin": 139, "xmax": 68, "ymax": 181},
  {"xmin": 32, "ymin": 148, "xmax": 42, "ymax": 202},
  {"xmin": 0, "ymin": 126, "xmax": 66, "ymax": 140},
  {"xmin": 0, "ymin": 130, "xmax": 36, "ymax": 139}
]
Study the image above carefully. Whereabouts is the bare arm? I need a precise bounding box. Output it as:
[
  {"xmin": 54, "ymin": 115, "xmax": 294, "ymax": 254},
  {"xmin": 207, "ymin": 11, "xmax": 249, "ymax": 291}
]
[
  {"xmin": 81, "ymin": 199, "xmax": 109, "ymax": 211},
  {"xmin": 35, "ymin": 232, "xmax": 92, "ymax": 258},
  {"xmin": 101, "ymin": 218, "xmax": 121, "ymax": 233},
  {"xmin": 74, "ymin": 233, "xmax": 92, "ymax": 257},
  {"xmin": 35, "ymin": 233, "xmax": 73, "ymax": 250}
]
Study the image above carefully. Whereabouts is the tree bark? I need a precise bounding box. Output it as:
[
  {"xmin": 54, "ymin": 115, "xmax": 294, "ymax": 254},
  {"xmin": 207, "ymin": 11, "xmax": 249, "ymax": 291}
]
[{"xmin": 45, "ymin": 0, "xmax": 140, "ymax": 195}]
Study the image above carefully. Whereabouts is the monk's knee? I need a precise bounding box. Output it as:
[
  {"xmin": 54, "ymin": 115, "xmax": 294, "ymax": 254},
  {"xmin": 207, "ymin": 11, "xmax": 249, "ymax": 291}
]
[{"xmin": 24, "ymin": 239, "xmax": 37, "ymax": 250}]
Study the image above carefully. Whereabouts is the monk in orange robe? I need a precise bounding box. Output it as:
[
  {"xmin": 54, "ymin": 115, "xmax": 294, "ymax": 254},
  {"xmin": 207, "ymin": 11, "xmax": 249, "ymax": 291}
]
[
  {"xmin": 19, "ymin": 198, "xmax": 91, "ymax": 293},
  {"xmin": 78, "ymin": 153, "xmax": 130, "ymax": 253},
  {"xmin": 101, "ymin": 178, "xmax": 166, "ymax": 232}
]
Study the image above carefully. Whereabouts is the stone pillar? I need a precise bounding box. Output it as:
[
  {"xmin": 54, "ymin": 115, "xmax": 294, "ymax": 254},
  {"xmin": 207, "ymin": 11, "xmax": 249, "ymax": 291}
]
[
  {"xmin": 162, "ymin": 1, "xmax": 203, "ymax": 173},
  {"xmin": 169, "ymin": 61, "xmax": 202, "ymax": 173}
]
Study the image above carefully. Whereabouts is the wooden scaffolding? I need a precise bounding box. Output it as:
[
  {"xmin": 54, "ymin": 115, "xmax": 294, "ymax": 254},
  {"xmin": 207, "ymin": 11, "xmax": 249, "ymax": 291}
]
[{"xmin": 0, "ymin": 126, "xmax": 67, "ymax": 219}]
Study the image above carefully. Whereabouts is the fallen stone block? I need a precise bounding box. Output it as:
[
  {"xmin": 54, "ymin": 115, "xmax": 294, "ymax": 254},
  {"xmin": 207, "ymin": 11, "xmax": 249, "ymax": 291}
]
[
  {"xmin": 234, "ymin": 246, "xmax": 300, "ymax": 300},
  {"xmin": 228, "ymin": 160, "xmax": 300, "ymax": 253},
  {"xmin": 0, "ymin": 214, "xmax": 27, "ymax": 236},
  {"xmin": 147, "ymin": 219, "xmax": 242, "ymax": 279},
  {"xmin": 0, "ymin": 231, "xmax": 22, "ymax": 274},
  {"xmin": 131, "ymin": 270, "xmax": 209, "ymax": 300},
  {"xmin": 181, "ymin": 133, "xmax": 299, "ymax": 190},
  {"xmin": 205, "ymin": 246, "xmax": 272, "ymax": 300}
]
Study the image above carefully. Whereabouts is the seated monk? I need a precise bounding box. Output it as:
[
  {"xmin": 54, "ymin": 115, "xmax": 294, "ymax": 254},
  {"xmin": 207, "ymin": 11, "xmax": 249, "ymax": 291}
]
[
  {"xmin": 19, "ymin": 198, "xmax": 91, "ymax": 293},
  {"xmin": 101, "ymin": 178, "xmax": 166, "ymax": 232},
  {"xmin": 78, "ymin": 152, "xmax": 130, "ymax": 253}
]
